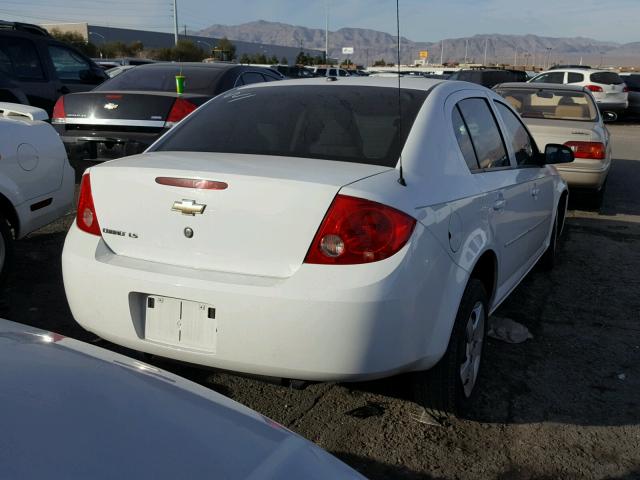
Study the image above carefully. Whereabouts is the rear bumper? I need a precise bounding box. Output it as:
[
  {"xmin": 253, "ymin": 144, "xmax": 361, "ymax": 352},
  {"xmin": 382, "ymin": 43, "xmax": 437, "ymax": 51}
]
[
  {"xmin": 555, "ymin": 162, "xmax": 609, "ymax": 189},
  {"xmin": 62, "ymin": 222, "xmax": 462, "ymax": 381},
  {"xmin": 56, "ymin": 128, "xmax": 167, "ymax": 162},
  {"xmin": 596, "ymin": 101, "xmax": 628, "ymax": 113},
  {"xmin": 15, "ymin": 161, "xmax": 75, "ymax": 238}
]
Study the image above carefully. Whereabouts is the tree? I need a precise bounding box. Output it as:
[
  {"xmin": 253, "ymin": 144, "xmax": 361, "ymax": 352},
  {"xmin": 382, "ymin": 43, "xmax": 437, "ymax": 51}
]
[
  {"xmin": 373, "ymin": 59, "xmax": 387, "ymax": 67},
  {"xmin": 49, "ymin": 28, "xmax": 97, "ymax": 57},
  {"xmin": 280, "ymin": 57, "xmax": 288, "ymax": 65},
  {"xmin": 149, "ymin": 40, "xmax": 205, "ymax": 62},
  {"xmin": 215, "ymin": 37, "xmax": 236, "ymax": 61},
  {"xmin": 295, "ymin": 51, "xmax": 307, "ymax": 65},
  {"xmin": 239, "ymin": 53, "xmax": 251, "ymax": 64}
]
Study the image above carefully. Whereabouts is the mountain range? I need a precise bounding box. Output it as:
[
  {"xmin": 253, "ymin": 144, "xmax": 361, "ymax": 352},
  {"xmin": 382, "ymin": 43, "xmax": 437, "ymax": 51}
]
[{"xmin": 197, "ymin": 20, "xmax": 640, "ymax": 67}]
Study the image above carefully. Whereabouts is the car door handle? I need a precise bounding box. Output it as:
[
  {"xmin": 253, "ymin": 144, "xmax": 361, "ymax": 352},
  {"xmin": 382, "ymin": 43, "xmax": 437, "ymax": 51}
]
[
  {"xmin": 493, "ymin": 199, "xmax": 506, "ymax": 211},
  {"xmin": 531, "ymin": 186, "xmax": 540, "ymax": 197}
]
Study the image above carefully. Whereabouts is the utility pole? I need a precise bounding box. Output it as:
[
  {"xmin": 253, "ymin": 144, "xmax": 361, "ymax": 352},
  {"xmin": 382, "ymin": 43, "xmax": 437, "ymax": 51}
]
[
  {"xmin": 440, "ymin": 40, "xmax": 444, "ymax": 65},
  {"xmin": 325, "ymin": 1, "xmax": 329, "ymax": 65},
  {"xmin": 173, "ymin": 0, "xmax": 179, "ymax": 46},
  {"xmin": 183, "ymin": 24, "xmax": 187, "ymax": 37},
  {"xmin": 464, "ymin": 39, "xmax": 468, "ymax": 64},
  {"xmin": 483, "ymin": 38, "xmax": 488, "ymax": 66},
  {"xmin": 514, "ymin": 47, "xmax": 517, "ymax": 67}
]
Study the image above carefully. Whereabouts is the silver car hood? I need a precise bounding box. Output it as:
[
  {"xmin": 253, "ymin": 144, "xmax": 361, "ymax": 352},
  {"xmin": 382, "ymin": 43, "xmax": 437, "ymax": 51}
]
[{"xmin": 0, "ymin": 319, "xmax": 363, "ymax": 479}]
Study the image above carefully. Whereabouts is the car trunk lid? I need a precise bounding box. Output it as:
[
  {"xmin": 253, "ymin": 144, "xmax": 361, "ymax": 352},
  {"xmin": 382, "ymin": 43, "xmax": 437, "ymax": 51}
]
[{"xmin": 89, "ymin": 152, "xmax": 392, "ymax": 278}]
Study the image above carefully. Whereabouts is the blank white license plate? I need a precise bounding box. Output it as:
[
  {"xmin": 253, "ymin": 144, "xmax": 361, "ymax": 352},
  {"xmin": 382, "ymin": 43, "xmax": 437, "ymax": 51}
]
[{"xmin": 144, "ymin": 296, "xmax": 217, "ymax": 352}]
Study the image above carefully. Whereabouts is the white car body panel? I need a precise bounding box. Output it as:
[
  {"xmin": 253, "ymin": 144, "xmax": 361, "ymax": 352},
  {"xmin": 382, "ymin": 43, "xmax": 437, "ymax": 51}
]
[
  {"xmin": 63, "ymin": 78, "xmax": 568, "ymax": 381},
  {"xmin": 0, "ymin": 104, "xmax": 74, "ymax": 238},
  {"xmin": 0, "ymin": 319, "xmax": 363, "ymax": 479}
]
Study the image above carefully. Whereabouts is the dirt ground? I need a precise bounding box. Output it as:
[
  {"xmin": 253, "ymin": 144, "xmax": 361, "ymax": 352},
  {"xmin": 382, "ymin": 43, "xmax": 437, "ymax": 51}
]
[{"xmin": 2, "ymin": 124, "xmax": 639, "ymax": 479}]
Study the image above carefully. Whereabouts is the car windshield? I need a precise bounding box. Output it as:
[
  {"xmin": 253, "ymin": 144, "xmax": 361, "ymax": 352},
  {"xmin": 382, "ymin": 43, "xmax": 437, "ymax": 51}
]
[
  {"xmin": 495, "ymin": 88, "xmax": 598, "ymax": 121},
  {"xmin": 94, "ymin": 66, "xmax": 224, "ymax": 94},
  {"xmin": 153, "ymin": 85, "xmax": 428, "ymax": 167}
]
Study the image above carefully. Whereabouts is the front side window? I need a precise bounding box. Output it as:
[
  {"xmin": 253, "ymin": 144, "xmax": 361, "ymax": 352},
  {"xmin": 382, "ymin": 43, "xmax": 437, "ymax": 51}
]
[
  {"xmin": 494, "ymin": 102, "xmax": 536, "ymax": 166},
  {"xmin": 531, "ymin": 72, "xmax": 565, "ymax": 84},
  {"xmin": 0, "ymin": 37, "xmax": 44, "ymax": 80},
  {"xmin": 154, "ymin": 85, "xmax": 428, "ymax": 167},
  {"xmin": 456, "ymin": 98, "xmax": 510, "ymax": 169},
  {"xmin": 48, "ymin": 45, "xmax": 90, "ymax": 81}
]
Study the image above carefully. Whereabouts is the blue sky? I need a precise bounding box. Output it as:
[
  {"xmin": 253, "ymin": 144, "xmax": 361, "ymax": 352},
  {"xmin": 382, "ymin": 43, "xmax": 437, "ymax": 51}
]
[{"xmin": 3, "ymin": 0, "xmax": 639, "ymax": 43}]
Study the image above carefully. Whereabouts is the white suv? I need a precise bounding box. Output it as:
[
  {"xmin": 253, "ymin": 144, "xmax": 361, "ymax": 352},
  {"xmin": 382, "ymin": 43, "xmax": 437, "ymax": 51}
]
[{"xmin": 529, "ymin": 68, "xmax": 628, "ymax": 116}]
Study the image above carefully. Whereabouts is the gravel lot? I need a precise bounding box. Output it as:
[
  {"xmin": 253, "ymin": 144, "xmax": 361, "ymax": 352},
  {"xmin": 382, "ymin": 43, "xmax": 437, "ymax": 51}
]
[{"xmin": 2, "ymin": 124, "xmax": 639, "ymax": 479}]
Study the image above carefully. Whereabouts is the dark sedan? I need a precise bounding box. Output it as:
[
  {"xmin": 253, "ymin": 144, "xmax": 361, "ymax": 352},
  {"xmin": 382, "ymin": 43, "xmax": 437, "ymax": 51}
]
[{"xmin": 52, "ymin": 62, "xmax": 282, "ymax": 162}]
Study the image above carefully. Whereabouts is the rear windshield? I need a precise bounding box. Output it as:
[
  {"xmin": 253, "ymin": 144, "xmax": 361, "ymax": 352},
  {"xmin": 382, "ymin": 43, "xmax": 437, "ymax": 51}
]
[
  {"xmin": 153, "ymin": 85, "xmax": 428, "ymax": 167},
  {"xmin": 495, "ymin": 88, "xmax": 598, "ymax": 121},
  {"xmin": 94, "ymin": 66, "xmax": 225, "ymax": 94},
  {"xmin": 590, "ymin": 72, "xmax": 623, "ymax": 85}
]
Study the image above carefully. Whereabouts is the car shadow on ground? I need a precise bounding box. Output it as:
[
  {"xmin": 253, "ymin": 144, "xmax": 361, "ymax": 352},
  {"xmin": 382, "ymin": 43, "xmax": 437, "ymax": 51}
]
[{"xmin": 346, "ymin": 214, "xmax": 640, "ymax": 429}]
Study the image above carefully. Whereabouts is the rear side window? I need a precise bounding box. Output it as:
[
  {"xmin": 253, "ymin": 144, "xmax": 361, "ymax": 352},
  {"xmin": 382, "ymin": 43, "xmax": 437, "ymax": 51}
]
[
  {"xmin": 494, "ymin": 102, "xmax": 536, "ymax": 166},
  {"xmin": 590, "ymin": 72, "xmax": 623, "ymax": 85},
  {"xmin": 154, "ymin": 85, "xmax": 428, "ymax": 167},
  {"xmin": 567, "ymin": 72, "xmax": 584, "ymax": 83},
  {"xmin": 240, "ymin": 72, "xmax": 265, "ymax": 85},
  {"xmin": 451, "ymin": 106, "xmax": 480, "ymax": 171},
  {"xmin": 0, "ymin": 37, "xmax": 44, "ymax": 80},
  {"xmin": 456, "ymin": 98, "xmax": 509, "ymax": 169},
  {"xmin": 95, "ymin": 66, "xmax": 223, "ymax": 94}
]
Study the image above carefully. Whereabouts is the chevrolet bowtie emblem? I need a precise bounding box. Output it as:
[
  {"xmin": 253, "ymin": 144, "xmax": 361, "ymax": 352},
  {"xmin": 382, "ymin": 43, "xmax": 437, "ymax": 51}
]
[
  {"xmin": 171, "ymin": 199, "xmax": 206, "ymax": 216},
  {"xmin": 103, "ymin": 103, "xmax": 118, "ymax": 110}
]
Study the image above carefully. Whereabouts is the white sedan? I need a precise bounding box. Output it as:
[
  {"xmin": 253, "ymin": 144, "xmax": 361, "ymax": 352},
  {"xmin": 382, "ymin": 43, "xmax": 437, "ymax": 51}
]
[
  {"xmin": 62, "ymin": 78, "xmax": 573, "ymax": 417},
  {"xmin": 1, "ymin": 319, "xmax": 363, "ymax": 478},
  {"xmin": 0, "ymin": 103, "xmax": 75, "ymax": 280}
]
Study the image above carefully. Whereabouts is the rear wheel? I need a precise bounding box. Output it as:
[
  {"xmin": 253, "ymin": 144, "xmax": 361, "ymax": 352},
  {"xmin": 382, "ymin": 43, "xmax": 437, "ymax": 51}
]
[
  {"xmin": 0, "ymin": 214, "xmax": 13, "ymax": 284},
  {"xmin": 412, "ymin": 279, "xmax": 488, "ymax": 419}
]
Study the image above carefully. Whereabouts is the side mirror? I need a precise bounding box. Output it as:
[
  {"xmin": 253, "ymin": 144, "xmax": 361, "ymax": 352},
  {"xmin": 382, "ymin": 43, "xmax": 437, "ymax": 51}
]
[
  {"xmin": 602, "ymin": 111, "xmax": 617, "ymax": 123},
  {"xmin": 544, "ymin": 143, "xmax": 574, "ymax": 164}
]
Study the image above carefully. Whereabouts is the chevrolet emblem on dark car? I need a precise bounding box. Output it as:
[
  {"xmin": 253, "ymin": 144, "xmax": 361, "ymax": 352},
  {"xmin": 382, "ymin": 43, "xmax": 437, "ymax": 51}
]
[
  {"xmin": 172, "ymin": 199, "xmax": 206, "ymax": 216},
  {"xmin": 103, "ymin": 103, "xmax": 119, "ymax": 110}
]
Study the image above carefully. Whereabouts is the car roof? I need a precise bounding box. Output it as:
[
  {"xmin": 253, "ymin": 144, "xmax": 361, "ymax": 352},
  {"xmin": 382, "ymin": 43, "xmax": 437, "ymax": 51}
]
[
  {"xmin": 236, "ymin": 76, "xmax": 447, "ymax": 91},
  {"xmin": 137, "ymin": 62, "xmax": 242, "ymax": 71},
  {"xmin": 496, "ymin": 82, "xmax": 590, "ymax": 92},
  {"xmin": 534, "ymin": 68, "xmax": 617, "ymax": 75}
]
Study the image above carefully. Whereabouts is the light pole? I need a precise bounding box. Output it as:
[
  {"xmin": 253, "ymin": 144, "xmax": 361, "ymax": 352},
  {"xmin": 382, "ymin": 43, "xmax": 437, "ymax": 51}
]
[
  {"xmin": 325, "ymin": 1, "xmax": 329, "ymax": 65},
  {"xmin": 196, "ymin": 40, "xmax": 212, "ymax": 55},
  {"xmin": 483, "ymin": 37, "xmax": 488, "ymax": 66},
  {"xmin": 173, "ymin": 0, "xmax": 179, "ymax": 46},
  {"xmin": 464, "ymin": 39, "xmax": 468, "ymax": 64},
  {"xmin": 89, "ymin": 31, "xmax": 106, "ymax": 58},
  {"xmin": 545, "ymin": 47, "xmax": 552, "ymax": 69},
  {"xmin": 440, "ymin": 41, "xmax": 444, "ymax": 66}
]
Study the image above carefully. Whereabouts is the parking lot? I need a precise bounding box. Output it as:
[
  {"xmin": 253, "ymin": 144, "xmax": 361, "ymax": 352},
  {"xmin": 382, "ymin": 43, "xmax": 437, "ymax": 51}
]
[{"xmin": 0, "ymin": 122, "xmax": 637, "ymax": 479}]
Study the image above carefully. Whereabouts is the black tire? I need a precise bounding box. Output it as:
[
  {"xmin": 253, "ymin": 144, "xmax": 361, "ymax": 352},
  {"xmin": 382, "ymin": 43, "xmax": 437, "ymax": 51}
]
[
  {"xmin": 412, "ymin": 278, "xmax": 488, "ymax": 419},
  {"xmin": 539, "ymin": 211, "xmax": 558, "ymax": 271},
  {"xmin": 592, "ymin": 179, "xmax": 607, "ymax": 210},
  {"xmin": 0, "ymin": 214, "xmax": 14, "ymax": 285}
]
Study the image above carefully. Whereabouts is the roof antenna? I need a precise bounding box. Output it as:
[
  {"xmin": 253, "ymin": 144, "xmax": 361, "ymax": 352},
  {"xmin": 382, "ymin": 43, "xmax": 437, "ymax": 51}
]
[{"xmin": 396, "ymin": 0, "xmax": 406, "ymax": 186}]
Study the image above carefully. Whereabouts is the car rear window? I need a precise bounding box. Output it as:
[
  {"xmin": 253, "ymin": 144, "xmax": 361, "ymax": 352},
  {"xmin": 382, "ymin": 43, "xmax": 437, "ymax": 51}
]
[
  {"xmin": 153, "ymin": 85, "xmax": 429, "ymax": 167},
  {"xmin": 590, "ymin": 72, "xmax": 623, "ymax": 85},
  {"xmin": 94, "ymin": 66, "xmax": 225, "ymax": 94},
  {"xmin": 495, "ymin": 88, "xmax": 598, "ymax": 121}
]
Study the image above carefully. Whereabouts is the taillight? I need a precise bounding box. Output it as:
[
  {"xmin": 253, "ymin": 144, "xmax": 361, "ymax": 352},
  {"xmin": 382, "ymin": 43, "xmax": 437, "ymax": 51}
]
[
  {"xmin": 623, "ymin": 85, "xmax": 629, "ymax": 93},
  {"xmin": 166, "ymin": 98, "xmax": 197, "ymax": 124},
  {"xmin": 304, "ymin": 195, "xmax": 416, "ymax": 265},
  {"xmin": 76, "ymin": 174, "xmax": 101, "ymax": 236},
  {"xmin": 52, "ymin": 96, "xmax": 65, "ymax": 123},
  {"xmin": 564, "ymin": 141, "xmax": 606, "ymax": 160},
  {"xmin": 586, "ymin": 85, "xmax": 603, "ymax": 93}
]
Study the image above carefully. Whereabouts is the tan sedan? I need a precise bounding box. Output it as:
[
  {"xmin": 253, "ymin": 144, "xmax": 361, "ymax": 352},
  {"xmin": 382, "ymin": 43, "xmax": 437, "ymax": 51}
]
[{"xmin": 494, "ymin": 82, "xmax": 611, "ymax": 204}]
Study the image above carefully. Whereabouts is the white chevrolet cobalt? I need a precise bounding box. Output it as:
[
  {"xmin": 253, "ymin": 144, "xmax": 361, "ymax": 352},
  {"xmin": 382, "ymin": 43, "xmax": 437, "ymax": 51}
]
[{"xmin": 62, "ymin": 78, "xmax": 573, "ymax": 417}]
